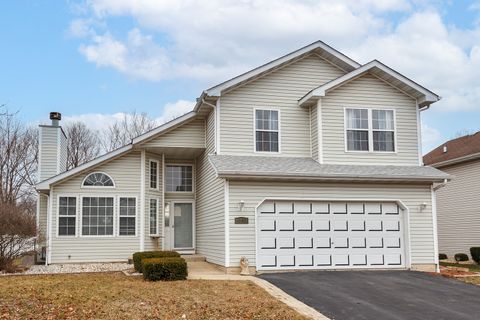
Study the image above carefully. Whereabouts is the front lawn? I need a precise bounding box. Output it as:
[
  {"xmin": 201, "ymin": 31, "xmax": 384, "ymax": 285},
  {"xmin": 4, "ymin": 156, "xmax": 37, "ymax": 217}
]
[
  {"xmin": 440, "ymin": 261, "xmax": 480, "ymax": 272},
  {"xmin": 0, "ymin": 273, "xmax": 307, "ymax": 319}
]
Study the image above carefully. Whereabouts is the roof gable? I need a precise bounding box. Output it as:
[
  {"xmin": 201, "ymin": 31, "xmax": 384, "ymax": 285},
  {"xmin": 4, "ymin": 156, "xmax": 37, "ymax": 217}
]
[
  {"xmin": 203, "ymin": 40, "xmax": 361, "ymax": 98},
  {"xmin": 298, "ymin": 60, "xmax": 440, "ymax": 108}
]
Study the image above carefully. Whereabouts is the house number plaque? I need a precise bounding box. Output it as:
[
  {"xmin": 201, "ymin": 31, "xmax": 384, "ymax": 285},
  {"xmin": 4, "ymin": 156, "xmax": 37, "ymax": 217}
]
[{"xmin": 234, "ymin": 217, "xmax": 249, "ymax": 224}]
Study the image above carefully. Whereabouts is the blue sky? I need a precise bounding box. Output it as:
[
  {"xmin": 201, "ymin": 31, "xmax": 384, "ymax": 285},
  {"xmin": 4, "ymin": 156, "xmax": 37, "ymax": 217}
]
[{"xmin": 1, "ymin": 0, "xmax": 480, "ymax": 153}]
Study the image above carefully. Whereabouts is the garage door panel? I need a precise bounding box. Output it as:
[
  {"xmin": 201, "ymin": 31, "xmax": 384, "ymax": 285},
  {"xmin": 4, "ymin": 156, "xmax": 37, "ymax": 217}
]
[{"xmin": 257, "ymin": 200, "xmax": 405, "ymax": 271}]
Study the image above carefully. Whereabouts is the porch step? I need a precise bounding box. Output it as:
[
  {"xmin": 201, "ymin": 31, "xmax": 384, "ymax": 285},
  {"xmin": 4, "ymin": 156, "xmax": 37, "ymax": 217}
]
[{"xmin": 181, "ymin": 254, "xmax": 206, "ymax": 262}]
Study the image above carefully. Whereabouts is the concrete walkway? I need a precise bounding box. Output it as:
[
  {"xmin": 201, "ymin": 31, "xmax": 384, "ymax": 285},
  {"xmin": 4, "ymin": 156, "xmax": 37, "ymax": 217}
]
[{"xmin": 187, "ymin": 261, "xmax": 328, "ymax": 320}]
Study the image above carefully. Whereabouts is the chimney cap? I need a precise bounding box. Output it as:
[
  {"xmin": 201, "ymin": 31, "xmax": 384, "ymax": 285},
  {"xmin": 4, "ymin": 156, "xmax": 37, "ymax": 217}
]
[{"xmin": 50, "ymin": 112, "xmax": 62, "ymax": 121}]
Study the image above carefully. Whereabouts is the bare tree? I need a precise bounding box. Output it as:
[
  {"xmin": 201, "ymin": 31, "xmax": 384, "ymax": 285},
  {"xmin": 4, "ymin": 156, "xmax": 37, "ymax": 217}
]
[
  {"xmin": 102, "ymin": 111, "xmax": 157, "ymax": 152},
  {"xmin": 0, "ymin": 202, "xmax": 37, "ymax": 272},
  {"xmin": 65, "ymin": 121, "xmax": 101, "ymax": 169},
  {"xmin": 0, "ymin": 109, "xmax": 38, "ymax": 204}
]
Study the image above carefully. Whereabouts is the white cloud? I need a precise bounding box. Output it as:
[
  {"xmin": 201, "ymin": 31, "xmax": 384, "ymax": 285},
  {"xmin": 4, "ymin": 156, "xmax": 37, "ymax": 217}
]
[
  {"xmin": 62, "ymin": 99, "xmax": 195, "ymax": 133},
  {"xmin": 421, "ymin": 123, "xmax": 441, "ymax": 154},
  {"xmin": 71, "ymin": 1, "xmax": 480, "ymax": 113}
]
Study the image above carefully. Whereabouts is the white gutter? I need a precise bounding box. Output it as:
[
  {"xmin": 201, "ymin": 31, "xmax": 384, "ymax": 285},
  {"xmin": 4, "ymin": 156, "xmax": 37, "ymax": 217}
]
[{"xmin": 431, "ymin": 179, "xmax": 448, "ymax": 273}]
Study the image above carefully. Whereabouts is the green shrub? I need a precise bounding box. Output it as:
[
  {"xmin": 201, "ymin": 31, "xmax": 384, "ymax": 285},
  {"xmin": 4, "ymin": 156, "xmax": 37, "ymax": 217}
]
[
  {"xmin": 132, "ymin": 251, "xmax": 180, "ymax": 273},
  {"xmin": 454, "ymin": 253, "xmax": 469, "ymax": 262},
  {"xmin": 142, "ymin": 257, "xmax": 188, "ymax": 281},
  {"xmin": 470, "ymin": 247, "xmax": 480, "ymax": 264},
  {"xmin": 438, "ymin": 253, "xmax": 448, "ymax": 260}
]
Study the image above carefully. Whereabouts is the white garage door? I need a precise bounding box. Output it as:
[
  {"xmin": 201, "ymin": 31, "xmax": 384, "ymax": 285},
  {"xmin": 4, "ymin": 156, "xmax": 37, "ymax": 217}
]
[{"xmin": 256, "ymin": 200, "xmax": 406, "ymax": 270}]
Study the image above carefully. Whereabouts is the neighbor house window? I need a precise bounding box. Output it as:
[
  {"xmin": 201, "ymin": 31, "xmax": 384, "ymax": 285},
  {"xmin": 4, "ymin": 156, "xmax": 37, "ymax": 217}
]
[
  {"xmin": 345, "ymin": 108, "xmax": 395, "ymax": 152},
  {"xmin": 58, "ymin": 197, "xmax": 76, "ymax": 236},
  {"xmin": 81, "ymin": 197, "xmax": 114, "ymax": 236},
  {"xmin": 149, "ymin": 199, "xmax": 158, "ymax": 235},
  {"xmin": 166, "ymin": 165, "xmax": 193, "ymax": 192},
  {"xmin": 119, "ymin": 197, "xmax": 136, "ymax": 236},
  {"xmin": 150, "ymin": 160, "xmax": 158, "ymax": 189},
  {"xmin": 82, "ymin": 172, "xmax": 114, "ymax": 187},
  {"xmin": 255, "ymin": 109, "xmax": 279, "ymax": 152}
]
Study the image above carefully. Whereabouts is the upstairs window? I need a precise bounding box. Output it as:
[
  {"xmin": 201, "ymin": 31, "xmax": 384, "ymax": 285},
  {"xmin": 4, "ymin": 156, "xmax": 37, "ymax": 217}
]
[
  {"xmin": 166, "ymin": 165, "xmax": 193, "ymax": 192},
  {"xmin": 150, "ymin": 160, "xmax": 159, "ymax": 190},
  {"xmin": 255, "ymin": 109, "xmax": 279, "ymax": 152},
  {"xmin": 345, "ymin": 108, "xmax": 396, "ymax": 152},
  {"xmin": 82, "ymin": 172, "xmax": 115, "ymax": 187}
]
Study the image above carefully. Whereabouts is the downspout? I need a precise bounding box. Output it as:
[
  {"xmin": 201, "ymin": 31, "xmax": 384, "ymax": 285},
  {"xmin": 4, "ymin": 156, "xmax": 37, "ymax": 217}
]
[
  {"xmin": 45, "ymin": 193, "xmax": 50, "ymax": 266},
  {"xmin": 431, "ymin": 178, "xmax": 448, "ymax": 273}
]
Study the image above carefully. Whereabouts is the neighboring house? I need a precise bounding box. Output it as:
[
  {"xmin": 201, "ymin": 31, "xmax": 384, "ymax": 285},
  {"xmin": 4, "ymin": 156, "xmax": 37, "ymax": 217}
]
[
  {"xmin": 424, "ymin": 132, "xmax": 480, "ymax": 260},
  {"xmin": 36, "ymin": 41, "xmax": 449, "ymax": 273}
]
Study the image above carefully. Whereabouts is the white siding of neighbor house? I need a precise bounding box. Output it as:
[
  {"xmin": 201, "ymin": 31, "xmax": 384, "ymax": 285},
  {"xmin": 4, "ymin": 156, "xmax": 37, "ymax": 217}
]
[
  {"xmin": 195, "ymin": 110, "xmax": 226, "ymax": 266},
  {"xmin": 311, "ymin": 105, "xmax": 318, "ymax": 161},
  {"xmin": 39, "ymin": 126, "xmax": 60, "ymax": 181},
  {"xmin": 436, "ymin": 159, "xmax": 480, "ymax": 259},
  {"xmin": 49, "ymin": 151, "xmax": 142, "ymax": 263},
  {"xmin": 140, "ymin": 118, "xmax": 205, "ymax": 148},
  {"xmin": 220, "ymin": 54, "xmax": 346, "ymax": 156},
  {"xmin": 321, "ymin": 74, "xmax": 419, "ymax": 165},
  {"xmin": 228, "ymin": 181, "xmax": 434, "ymax": 268},
  {"xmin": 144, "ymin": 153, "xmax": 163, "ymax": 251}
]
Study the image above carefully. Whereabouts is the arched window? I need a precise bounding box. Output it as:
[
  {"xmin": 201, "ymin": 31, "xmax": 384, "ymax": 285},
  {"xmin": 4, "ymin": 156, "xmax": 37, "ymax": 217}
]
[{"xmin": 82, "ymin": 172, "xmax": 115, "ymax": 187}]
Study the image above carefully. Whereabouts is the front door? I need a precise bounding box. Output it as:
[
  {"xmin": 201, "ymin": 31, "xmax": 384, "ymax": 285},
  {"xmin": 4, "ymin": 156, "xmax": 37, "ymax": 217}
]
[{"xmin": 164, "ymin": 202, "xmax": 194, "ymax": 252}]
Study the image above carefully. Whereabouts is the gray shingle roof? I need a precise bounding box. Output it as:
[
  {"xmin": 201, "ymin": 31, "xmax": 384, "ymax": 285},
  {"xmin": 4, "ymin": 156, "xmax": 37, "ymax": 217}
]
[{"xmin": 209, "ymin": 155, "xmax": 450, "ymax": 182}]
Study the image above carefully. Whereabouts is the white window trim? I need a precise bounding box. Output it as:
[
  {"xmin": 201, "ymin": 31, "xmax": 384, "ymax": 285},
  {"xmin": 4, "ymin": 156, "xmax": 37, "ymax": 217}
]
[
  {"xmin": 117, "ymin": 195, "xmax": 138, "ymax": 237},
  {"xmin": 56, "ymin": 194, "xmax": 79, "ymax": 238},
  {"xmin": 79, "ymin": 195, "xmax": 117, "ymax": 238},
  {"xmin": 149, "ymin": 159, "xmax": 160, "ymax": 191},
  {"xmin": 81, "ymin": 172, "xmax": 116, "ymax": 189},
  {"xmin": 165, "ymin": 163, "xmax": 195, "ymax": 193},
  {"xmin": 343, "ymin": 107, "xmax": 397, "ymax": 154},
  {"xmin": 253, "ymin": 107, "xmax": 281, "ymax": 154},
  {"xmin": 149, "ymin": 198, "xmax": 160, "ymax": 237}
]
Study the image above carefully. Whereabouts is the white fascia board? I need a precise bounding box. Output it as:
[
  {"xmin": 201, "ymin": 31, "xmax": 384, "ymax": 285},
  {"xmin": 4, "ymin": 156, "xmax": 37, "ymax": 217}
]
[
  {"xmin": 299, "ymin": 60, "xmax": 440, "ymax": 107},
  {"xmin": 36, "ymin": 144, "xmax": 133, "ymax": 190},
  {"xmin": 206, "ymin": 41, "xmax": 360, "ymax": 97},
  {"xmin": 132, "ymin": 111, "xmax": 197, "ymax": 144}
]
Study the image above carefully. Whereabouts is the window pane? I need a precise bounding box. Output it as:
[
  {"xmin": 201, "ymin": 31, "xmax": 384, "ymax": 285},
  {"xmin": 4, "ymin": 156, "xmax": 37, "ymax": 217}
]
[
  {"xmin": 256, "ymin": 131, "xmax": 279, "ymax": 152},
  {"xmin": 346, "ymin": 109, "xmax": 368, "ymax": 129},
  {"xmin": 150, "ymin": 161, "xmax": 158, "ymax": 189},
  {"xmin": 373, "ymin": 110, "xmax": 394, "ymax": 130},
  {"xmin": 347, "ymin": 130, "xmax": 369, "ymax": 151},
  {"xmin": 149, "ymin": 199, "xmax": 158, "ymax": 235},
  {"xmin": 83, "ymin": 173, "xmax": 114, "ymax": 187},
  {"xmin": 81, "ymin": 197, "xmax": 114, "ymax": 236},
  {"xmin": 166, "ymin": 166, "xmax": 193, "ymax": 192},
  {"xmin": 119, "ymin": 217, "xmax": 136, "ymax": 236},
  {"xmin": 59, "ymin": 197, "xmax": 76, "ymax": 235},
  {"xmin": 59, "ymin": 217, "xmax": 76, "ymax": 236},
  {"xmin": 119, "ymin": 197, "xmax": 136, "ymax": 236},
  {"xmin": 373, "ymin": 131, "xmax": 395, "ymax": 151}
]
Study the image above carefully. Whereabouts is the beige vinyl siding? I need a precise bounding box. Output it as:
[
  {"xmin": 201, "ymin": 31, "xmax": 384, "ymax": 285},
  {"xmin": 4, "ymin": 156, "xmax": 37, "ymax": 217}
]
[
  {"xmin": 39, "ymin": 127, "xmax": 59, "ymax": 181},
  {"xmin": 38, "ymin": 194, "xmax": 48, "ymax": 246},
  {"xmin": 144, "ymin": 153, "xmax": 163, "ymax": 251},
  {"xmin": 311, "ymin": 105, "xmax": 318, "ymax": 161},
  {"xmin": 50, "ymin": 151, "xmax": 141, "ymax": 263},
  {"xmin": 220, "ymin": 54, "xmax": 345, "ymax": 156},
  {"xmin": 436, "ymin": 159, "xmax": 480, "ymax": 258},
  {"xmin": 228, "ymin": 181, "xmax": 434, "ymax": 267},
  {"xmin": 322, "ymin": 74, "xmax": 419, "ymax": 165},
  {"xmin": 195, "ymin": 110, "xmax": 225, "ymax": 265},
  {"xmin": 59, "ymin": 130, "xmax": 68, "ymax": 173},
  {"xmin": 141, "ymin": 118, "xmax": 205, "ymax": 148}
]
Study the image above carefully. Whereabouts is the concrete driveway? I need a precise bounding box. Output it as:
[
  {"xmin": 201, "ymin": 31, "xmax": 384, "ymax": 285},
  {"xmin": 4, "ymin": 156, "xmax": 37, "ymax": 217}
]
[{"xmin": 258, "ymin": 271, "xmax": 480, "ymax": 320}]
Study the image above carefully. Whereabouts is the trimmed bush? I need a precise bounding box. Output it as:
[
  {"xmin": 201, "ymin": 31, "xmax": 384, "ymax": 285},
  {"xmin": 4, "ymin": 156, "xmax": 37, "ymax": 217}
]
[
  {"xmin": 454, "ymin": 253, "xmax": 469, "ymax": 262},
  {"xmin": 438, "ymin": 253, "xmax": 448, "ymax": 260},
  {"xmin": 142, "ymin": 257, "xmax": 188, "ymax": 281},
  {"xmin": 132, "ymin": 251, "xmax": 180, "ymax": 273},
  {"xmin": 470, "ymin": 247, "xmax": 480, "ymax": 264}
]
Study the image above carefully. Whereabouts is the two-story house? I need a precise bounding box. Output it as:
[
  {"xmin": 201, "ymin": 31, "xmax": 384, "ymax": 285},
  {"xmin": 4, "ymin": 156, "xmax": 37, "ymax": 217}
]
[{"xmin": 36, "ymin": 41, "xmax": 449, "ymax": 273}]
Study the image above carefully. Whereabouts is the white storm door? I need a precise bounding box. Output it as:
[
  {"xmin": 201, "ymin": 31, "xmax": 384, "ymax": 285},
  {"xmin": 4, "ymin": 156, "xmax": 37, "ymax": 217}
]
[{"xmin": 172, "ymin": 202, "xmax": 194, "ymax": 250}]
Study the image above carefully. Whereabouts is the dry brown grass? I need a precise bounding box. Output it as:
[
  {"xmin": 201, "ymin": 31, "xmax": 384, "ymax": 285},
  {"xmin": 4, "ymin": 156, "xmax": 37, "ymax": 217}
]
[
  {"xmin": 459, "ymin": 276, "xmax": 480, "ymax": 286},
  {"xmin": 0, "ymin": 273, "xmax": 307, "ymax": 320}
]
